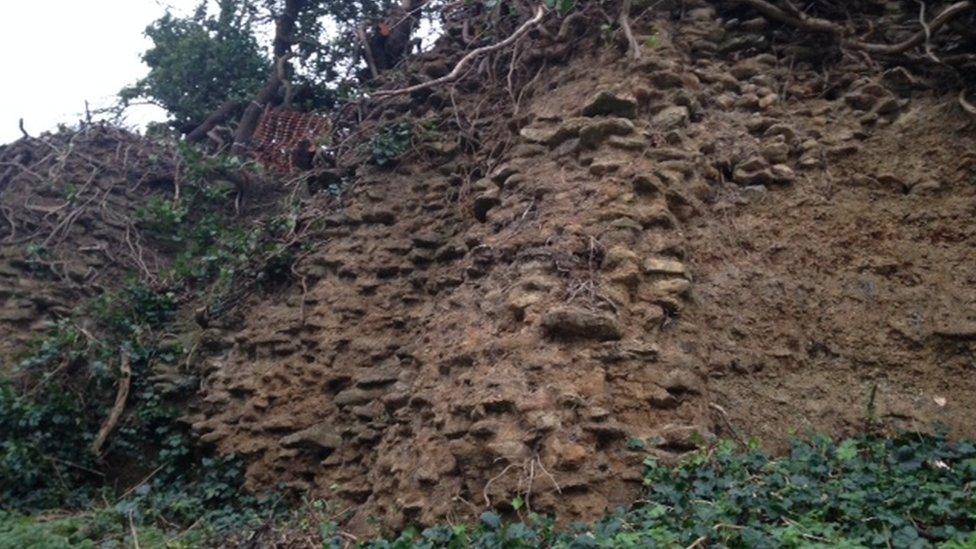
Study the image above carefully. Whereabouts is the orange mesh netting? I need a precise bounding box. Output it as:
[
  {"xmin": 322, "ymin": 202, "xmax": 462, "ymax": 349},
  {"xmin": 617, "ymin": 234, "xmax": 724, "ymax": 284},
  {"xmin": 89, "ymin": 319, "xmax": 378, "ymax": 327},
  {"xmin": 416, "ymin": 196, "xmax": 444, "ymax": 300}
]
[{"xmin": 251, "ymin": 108, "xmax": 331, "ymax": 172}]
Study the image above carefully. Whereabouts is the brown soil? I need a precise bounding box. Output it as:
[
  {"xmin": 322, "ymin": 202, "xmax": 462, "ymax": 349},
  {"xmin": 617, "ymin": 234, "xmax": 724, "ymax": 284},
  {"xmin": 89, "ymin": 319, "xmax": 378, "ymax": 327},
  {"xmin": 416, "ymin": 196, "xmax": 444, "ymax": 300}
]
[{"xmin": 186, "ymin": 6, "xmax": 976, "ymax": 536}]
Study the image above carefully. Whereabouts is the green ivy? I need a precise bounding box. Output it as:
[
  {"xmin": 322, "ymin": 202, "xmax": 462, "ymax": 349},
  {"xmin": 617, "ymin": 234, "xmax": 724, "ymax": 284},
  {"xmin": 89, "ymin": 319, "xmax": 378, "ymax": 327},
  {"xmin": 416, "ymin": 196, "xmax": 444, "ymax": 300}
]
[
  {"xmin": 319, "ymin": 434, "xmax": 976, "ymax": 548},
  {"xmin": 371, "ymin": 123, "xmax": 413, "ymax": 167}
]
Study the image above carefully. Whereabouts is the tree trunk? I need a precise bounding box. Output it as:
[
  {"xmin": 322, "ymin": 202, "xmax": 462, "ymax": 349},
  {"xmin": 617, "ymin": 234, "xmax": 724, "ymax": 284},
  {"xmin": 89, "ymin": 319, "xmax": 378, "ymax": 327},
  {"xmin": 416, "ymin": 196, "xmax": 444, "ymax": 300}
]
[
  {"xmin": 231, "ymin": 0, "xmax": 309, "ymax": 153},
  {"xmin": 365, "ymin": 0, "xmax": 426, "ymax": 74},
  {"xmin": 186, "ymin": 99, "xmax": 243, "ymax": 143}
]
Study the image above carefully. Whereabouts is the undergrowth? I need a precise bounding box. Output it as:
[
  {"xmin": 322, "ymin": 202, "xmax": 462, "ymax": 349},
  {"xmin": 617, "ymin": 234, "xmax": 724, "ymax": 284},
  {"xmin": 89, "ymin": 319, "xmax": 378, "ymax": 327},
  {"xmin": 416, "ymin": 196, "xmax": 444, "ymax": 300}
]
[
  {"xmin": 3, "ymin": 433, "xmax": 975, "ymax": 547},
  {"xmin": 310, "ymin": 434, "xmax": 976, "ymax": 548},
  {"xmin": 0, "ymin": 147, "xmax": 297, "ymax": 545}
]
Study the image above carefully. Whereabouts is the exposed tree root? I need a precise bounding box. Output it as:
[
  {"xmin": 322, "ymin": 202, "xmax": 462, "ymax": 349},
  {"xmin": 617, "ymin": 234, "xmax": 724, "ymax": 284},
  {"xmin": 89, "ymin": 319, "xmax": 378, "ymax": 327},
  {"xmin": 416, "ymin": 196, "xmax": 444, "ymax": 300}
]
[
  {"xmin": 91, "ymin": 349, "xmax": 132, "ymax": 456},
  {"xmin": 851, "ymin": 0, "xmax": 974, "ymax": 55},
  {"xmin": 734, "ymin": 0, "xmax": 840, "ymax": 35},
  {"xmin": 620, "ymin": 0, "xmax": 641, "ymax": 60},
  {"xmin": 731, "ymin": 0, "xmax": 974, "ymax": 56},
  {"xmin": 961, "ymin": 89, "xmax": 976, "ymax": 116},
  {"xmin": 372, "ymin": 5, "xmax": 546, "ymax": 98}
]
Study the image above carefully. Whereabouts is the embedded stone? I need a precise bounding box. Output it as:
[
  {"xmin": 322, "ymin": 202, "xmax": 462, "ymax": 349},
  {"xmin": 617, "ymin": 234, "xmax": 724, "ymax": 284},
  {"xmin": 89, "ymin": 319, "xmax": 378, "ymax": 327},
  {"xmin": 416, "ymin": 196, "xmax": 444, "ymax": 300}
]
[
  {"xmin": 639, "ymin": 278, "xmax": 692, "ymax": 302},
  {"xmin": 579, "ymin": 118, "xmax": 636, "ymax": 148},
  {"xmin": 633, "ymin": 174, "xmax": 664, "ymax": 195},
  {"xmin": 730, "ymin": 59, "xmax": 762, "ymax": 81},
  {"xmin": 607, "ymin": 135, "xmax": 647, "ymax": 151},
  {"xmin": 603, "ymin": 245, "xmax": 640, "ymax": 269},
  {"xmin": 362, "ymin": 208, "xmax": 396, "ymax": 225},
  {"xmin": 549, "ymin": 438, "xmax": 588, "ymax": 471},
  {"xmin": 643, "ymin": 257, "xmax": 687, "ymax": 277},
  {"xmin": 648, "ymin": 386, "xmax": 680, "ymax": 409},
  {"xmin": 542, "ymin": 307, "xmax": 623, "ymax": 341},
  {"xmin": 760, "ymin": 141, "xmax": 790, "ymax": 163},
  {"xmin": 652, "ymin": 106, "xmax": 689, "ymax": 130},
  {"xmin": 280, "ymin": 424, "xmax": 343, "ymax": 451},
  {"xmin": 581, "ymin": 91, "xmax": 638, "ymax": 118},
  {"xmin": 473, "ymin": 190, "xmax": 501, "ymax": 222},
  {"xmin": 334, "ymin": 388, "xmax": 381, "ymax": 407},
  {"xmin": 589, "ymin": 157, "xmax": 623, "ymax": 176},
  {"xmin": 770, "ymin": 164, "xmax": 796, "ymax": 184},
  {"xmin": 656, "ymin": 425, "xmax": 714, "ymax": 451},
  {"xmin": 662, "ymin": 368, "xmax": 703, "ymax": 395},
  {"xmin": 650, "ymin": 70, "xmax": 685, "ymax": 89}
]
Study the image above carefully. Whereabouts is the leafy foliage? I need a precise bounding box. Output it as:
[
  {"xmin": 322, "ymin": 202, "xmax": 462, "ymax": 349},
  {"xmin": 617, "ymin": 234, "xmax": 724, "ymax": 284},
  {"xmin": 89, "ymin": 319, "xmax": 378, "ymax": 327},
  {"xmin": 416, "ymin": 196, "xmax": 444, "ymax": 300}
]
[
  {"xmin": 120, "ymin": 0, "xmax": 270, "ymax": 133},
  {"xmin": 121, "ymin": 0, "xmax": 414, "ymax": 131},
  {"xmin": 0, "ymin": 162, "xmax": 291, "ymax": 539},
  {"xmin": 0, "ymin": 283, "xmax": 274, "ymax": 543}
]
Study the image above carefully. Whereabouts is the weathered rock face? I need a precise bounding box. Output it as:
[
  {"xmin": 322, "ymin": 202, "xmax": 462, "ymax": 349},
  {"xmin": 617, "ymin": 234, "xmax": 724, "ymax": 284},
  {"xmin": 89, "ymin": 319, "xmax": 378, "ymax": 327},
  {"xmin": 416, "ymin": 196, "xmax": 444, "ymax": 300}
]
[{"xmin": 185, "ymin": 3, "xmax": 976, "ymax": 538}]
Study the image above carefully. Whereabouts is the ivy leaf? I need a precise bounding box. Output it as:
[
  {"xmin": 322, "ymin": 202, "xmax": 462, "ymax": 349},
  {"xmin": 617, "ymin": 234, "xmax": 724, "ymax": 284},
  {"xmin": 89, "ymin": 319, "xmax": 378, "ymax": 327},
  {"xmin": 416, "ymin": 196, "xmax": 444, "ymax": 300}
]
[
  {"xmin": 511, "ymin": 496, "xmax": 524, "ymax": 511},
  {"xmin": 837, "ymin": 439, "xmax": 859, "ymax": 461},
  {"xmin": 481, "ymin": 511, "xmax": 502, "ymax": 530}
]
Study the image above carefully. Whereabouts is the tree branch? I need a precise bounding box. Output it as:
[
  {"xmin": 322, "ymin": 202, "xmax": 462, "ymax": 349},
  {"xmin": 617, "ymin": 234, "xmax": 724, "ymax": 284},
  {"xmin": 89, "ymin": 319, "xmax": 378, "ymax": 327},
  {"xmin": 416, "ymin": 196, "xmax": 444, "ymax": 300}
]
[
  {"xmin": 186, "ymin": 100, "xmax": 243, "ymax": 143},
  {"xmin": 232, "ymin": 0, "xmax": 309, "ymax": 153}
]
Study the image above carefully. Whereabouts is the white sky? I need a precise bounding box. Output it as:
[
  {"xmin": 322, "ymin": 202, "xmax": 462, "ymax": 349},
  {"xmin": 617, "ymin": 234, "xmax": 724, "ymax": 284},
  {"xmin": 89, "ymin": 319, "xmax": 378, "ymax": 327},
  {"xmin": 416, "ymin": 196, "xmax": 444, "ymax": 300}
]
[{"xmin": 0, "ymin": 0, "xmax": 201, "ymax": 145}]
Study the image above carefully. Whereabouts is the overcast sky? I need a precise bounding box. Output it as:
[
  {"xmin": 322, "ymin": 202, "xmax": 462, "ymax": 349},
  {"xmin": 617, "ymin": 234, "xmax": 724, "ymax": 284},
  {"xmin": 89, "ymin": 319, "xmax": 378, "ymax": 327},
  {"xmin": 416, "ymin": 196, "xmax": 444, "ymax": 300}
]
[{"xmin": 0, "ymin": 0, "xmax": 201, "ymax": 145}]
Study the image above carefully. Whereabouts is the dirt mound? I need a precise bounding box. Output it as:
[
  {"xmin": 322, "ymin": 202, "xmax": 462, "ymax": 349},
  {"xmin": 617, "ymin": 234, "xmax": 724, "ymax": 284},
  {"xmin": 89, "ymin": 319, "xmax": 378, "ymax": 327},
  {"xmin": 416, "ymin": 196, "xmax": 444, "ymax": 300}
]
[
  {"xmin": 184, "ymin": 4, "xmax": 976, "ymax": 534},
  {"xmin": 0, "ymin": 127, "xmax": 178, "ymax": 362}
]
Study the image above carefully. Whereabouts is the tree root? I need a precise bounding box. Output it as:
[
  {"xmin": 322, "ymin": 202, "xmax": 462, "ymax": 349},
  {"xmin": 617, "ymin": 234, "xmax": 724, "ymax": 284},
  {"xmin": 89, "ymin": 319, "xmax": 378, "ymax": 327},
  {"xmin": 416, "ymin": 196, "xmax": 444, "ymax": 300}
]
[
  {"xmin": 961, "ymin": 89, "xmax": 976, "ymax": 116},
  {"xmin": 91, "ymin": 349, "xmax": 132, "ymax": 456},
  {"xmin": 851, "ymin": 0, "xmax": 974, "ymax": 55},
  {"xmin": 619, "ymin": 0, "xmax": 641, "ymax": 60},
  {"xmin": 730, "ymin": 0, "xmax": 974, "ymax": 56},
  {"xmin": 372, "ymin": 5, "xmax": 546, "ymax": 98},
  {"xmin": 734, "ymin": 0, "xmax": 840, "ymax": 35}
]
